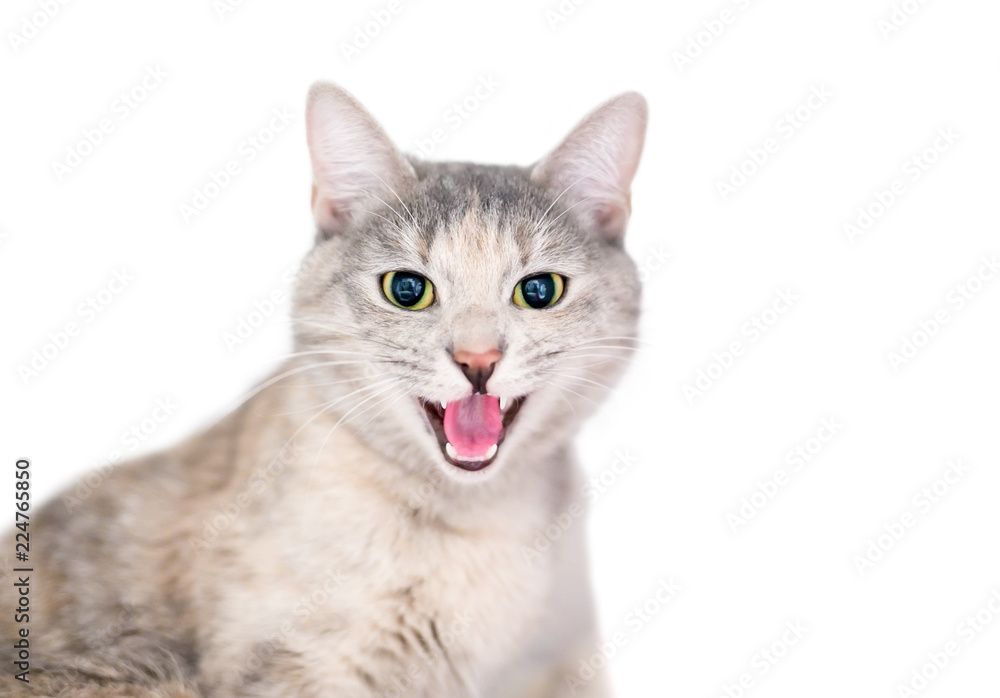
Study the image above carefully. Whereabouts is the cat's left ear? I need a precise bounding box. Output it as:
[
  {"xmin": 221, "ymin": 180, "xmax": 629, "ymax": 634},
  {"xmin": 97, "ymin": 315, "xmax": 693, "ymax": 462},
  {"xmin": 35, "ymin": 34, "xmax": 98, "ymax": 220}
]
[
  {"xmin": 531, "ymin": 92, "xmax": 648, "ymax": 244},
  {"xmin": 306, "ymin": 82, "xmax": 416, "ymax": 239}
]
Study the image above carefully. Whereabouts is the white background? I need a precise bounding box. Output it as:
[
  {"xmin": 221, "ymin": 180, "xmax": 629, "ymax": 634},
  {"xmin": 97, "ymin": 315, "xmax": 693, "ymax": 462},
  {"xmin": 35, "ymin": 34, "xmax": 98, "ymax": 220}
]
[{"xmin": 2, "ymin": 0, "xmax": 1000, "ymax": 696}]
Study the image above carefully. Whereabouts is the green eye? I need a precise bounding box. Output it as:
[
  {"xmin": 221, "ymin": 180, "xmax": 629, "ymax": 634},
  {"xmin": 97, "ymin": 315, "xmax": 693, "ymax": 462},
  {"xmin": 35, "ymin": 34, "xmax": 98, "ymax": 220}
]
[
  {"xmin": 382, "ymin": 271, "xmax": 434, "ymax": 310},
  {"xmin": 513, "ymin": 273, "xmax": 565, "ymax": 309}
]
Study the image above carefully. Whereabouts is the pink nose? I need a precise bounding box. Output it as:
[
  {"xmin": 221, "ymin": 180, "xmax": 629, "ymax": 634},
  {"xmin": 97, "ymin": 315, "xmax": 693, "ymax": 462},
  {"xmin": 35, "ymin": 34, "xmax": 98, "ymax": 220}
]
[
  {"xmin": 452, "ymin": 347, "xmax": 502, "ymax": 394},
  {"xmin": 453, "ymin": 347, "xmax": 502, "ymax": 369}
]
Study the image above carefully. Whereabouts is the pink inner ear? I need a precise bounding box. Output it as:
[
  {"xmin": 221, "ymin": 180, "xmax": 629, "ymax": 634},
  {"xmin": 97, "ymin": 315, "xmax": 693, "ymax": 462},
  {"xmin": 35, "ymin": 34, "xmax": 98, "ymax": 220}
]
[
  {"xmin": 530, "ymin": 93, "xmax": 646, "ymax": 243},
  {"xmin": 313, "ymin": 193, "xmax": 354, "ymax": 239},
  {"xmin": 593, "ymin": 200, "xmax": 629, "ymax": 243}
]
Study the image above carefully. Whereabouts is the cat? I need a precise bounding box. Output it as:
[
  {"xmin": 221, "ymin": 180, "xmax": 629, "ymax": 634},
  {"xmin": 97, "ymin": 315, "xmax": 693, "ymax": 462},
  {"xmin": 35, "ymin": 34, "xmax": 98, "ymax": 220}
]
[{"xmin": 1, "ymin": 82, "xmax": 647, "ymax": 697}]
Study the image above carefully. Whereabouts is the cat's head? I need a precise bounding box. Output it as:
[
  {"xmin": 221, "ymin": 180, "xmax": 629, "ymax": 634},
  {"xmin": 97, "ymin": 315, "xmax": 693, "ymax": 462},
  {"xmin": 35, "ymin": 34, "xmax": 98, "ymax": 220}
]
[{"xmin": 293, "ymin": 83, "xmax": 646, "ymax": 484}]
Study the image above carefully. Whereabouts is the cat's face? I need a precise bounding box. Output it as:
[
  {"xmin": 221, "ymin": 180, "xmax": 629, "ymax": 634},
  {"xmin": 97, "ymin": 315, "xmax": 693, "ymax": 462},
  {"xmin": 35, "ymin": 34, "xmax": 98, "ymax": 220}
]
[{"xmin": 293, "ymin": 85, "xmax": 646, "ymax": 484}]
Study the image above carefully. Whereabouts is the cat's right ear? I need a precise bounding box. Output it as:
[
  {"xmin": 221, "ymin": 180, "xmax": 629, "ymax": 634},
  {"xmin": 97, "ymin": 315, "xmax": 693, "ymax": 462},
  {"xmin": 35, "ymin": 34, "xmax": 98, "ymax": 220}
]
[
  {"xmin": 306, "ymin": 82, "xmax": 416, "ymax": 239},
  {"xmin": 531, "ymin": 92, "xmax": 648, "ymax": 245}
]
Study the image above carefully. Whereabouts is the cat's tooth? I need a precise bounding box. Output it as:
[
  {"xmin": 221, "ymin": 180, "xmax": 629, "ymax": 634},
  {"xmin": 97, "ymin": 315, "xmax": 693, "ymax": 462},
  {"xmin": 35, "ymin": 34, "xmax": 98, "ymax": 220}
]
[
  {"xmin": 485, "ymin": 443, "xmax": 498, "ymax": 460},
  {"xmin": 445, "ymin": 442, "xmax": 458, "ymax": 460},
  {"xmin": 499, "ymin": 396, "xmax": 508, "ymax": 411},
  {"xmin": 440, "ymin": 401, "xmax": 448, "ymax": 411}
]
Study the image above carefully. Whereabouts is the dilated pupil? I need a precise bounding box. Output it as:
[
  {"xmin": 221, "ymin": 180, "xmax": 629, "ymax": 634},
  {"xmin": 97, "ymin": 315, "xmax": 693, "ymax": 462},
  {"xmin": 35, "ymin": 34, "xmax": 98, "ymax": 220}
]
[
  {"xmin": 392, "ymin": 274, "xmax": 424, "ymax": 306},
  {"xmin": 522, "ymin": 276, "xmax": 554, "ymax": 308}
]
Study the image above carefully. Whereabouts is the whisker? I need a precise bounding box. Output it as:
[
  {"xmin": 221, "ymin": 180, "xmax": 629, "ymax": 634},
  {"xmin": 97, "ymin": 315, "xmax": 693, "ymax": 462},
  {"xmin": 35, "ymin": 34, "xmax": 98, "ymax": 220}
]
[
  {"xmin": 540, "ymin": 371, "xmax": 616, "ymax": 393},
  {"xmin": 354, "ymin": 391, "xmax": 407, "ymax": 432},
  {"xmin": 544, "ymin": 380, "xmax": 600, "ymax": 407},
  {"xmin": 269, "ymin": 378, "xmax": 397, "ymax": 416},
  {"xmin": 560, "ymin": 340, "xmax": 650, "ymax": 352},
  {"xmin": 561, "ymin": 360, "xmax": 617, "ymax": 374},
  {"xmin": 548, "ymin": 195, "xmax": 595, "ymax": 226},
  {"xmin": 363, "ymin": 169, "xmax": 418, "ymax": 226},
  {"xmin": 360, "ymin": 208, "xmax": 405, "ymax": 235},
  {"xmin": 255, "ymin": 348, "xmax": 394, "ymax": 365},
  {"xmin": 534, "ymin": 174, "xmax": 591, "ymax": 230},
  {"xmin": 553, "ymin": 390, "xmax": 580, "ymax": 417},
  {"xmin": 292, "ymin": 319, "xmax": 410, "ymax": 352},
  {"xmin": 226, "ymin": 359, "xmax": 380, "ymax": 412},
  {"xmin": 566, "ymin": 335, "xmax": 650, "ymax": 345},
  {"xmin": 545, "ymin": 352, "xmax": 635, "ymax": 364},
  {"xmin": 561, "ymin": 345, "xmax": 642, "ymax": 352},
  {"xmin": 294, "ymin": 373, "xmax": 390, "ymax": 390},
  {"xmin": 270, "ymin": 397, "xmax": 347, "ymax": 471},
  {"xmin": 306, "ymin": 382, "xmax": 403, "ymax": 487},
  {"xmin": 360, "ymin": 188, "xmax": 412, "ymax": 230},
  {"xmin": 528, "ymin": 330, "xmax": 648, "ymax": 351}
]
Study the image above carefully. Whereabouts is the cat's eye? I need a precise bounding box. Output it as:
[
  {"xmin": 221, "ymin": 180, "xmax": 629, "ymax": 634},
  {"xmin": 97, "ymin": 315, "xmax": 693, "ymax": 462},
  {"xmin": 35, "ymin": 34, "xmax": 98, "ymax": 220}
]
[
  {"xmin": 382, "ymin": 271, "xmax": 434, "ymax": 310},
  {"xmin": 513, "ymin": 273, "xmax": 565, "ymax": 309}
]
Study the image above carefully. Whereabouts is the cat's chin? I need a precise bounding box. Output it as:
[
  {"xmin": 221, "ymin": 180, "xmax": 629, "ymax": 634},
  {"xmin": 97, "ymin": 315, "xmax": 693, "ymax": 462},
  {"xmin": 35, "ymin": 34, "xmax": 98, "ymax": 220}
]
[{"xmin": 418, "ymin": 395, "xmax": 526, "ymax": 473}]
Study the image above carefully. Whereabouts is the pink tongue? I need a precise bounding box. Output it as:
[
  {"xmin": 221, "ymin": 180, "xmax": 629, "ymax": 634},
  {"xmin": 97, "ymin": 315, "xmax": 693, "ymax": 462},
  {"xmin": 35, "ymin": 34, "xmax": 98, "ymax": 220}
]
[{"xmin": 443, "ymin": 394, "xmax": 502, "ymax": 459}]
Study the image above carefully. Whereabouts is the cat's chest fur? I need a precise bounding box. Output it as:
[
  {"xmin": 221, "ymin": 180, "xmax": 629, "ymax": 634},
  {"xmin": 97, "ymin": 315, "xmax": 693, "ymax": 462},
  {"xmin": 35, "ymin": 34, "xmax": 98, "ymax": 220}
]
[{"xmin": 201, "ymin": 422, "xmax": 562, "ymax": 695}]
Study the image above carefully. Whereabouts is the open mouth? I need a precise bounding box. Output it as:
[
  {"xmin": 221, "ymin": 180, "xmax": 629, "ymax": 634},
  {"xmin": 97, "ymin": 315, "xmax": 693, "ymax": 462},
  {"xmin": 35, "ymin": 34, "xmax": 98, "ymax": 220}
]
[{"xmin": 419, "ymin": 394, "xmax": 525, "ymax": 471}]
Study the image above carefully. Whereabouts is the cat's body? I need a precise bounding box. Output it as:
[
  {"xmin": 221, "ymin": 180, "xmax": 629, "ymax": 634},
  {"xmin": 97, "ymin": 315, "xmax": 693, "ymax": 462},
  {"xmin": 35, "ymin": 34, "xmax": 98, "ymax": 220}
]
[{"xmin": 2, "ymin": 84, "xmax": 646, "ymax": 697}]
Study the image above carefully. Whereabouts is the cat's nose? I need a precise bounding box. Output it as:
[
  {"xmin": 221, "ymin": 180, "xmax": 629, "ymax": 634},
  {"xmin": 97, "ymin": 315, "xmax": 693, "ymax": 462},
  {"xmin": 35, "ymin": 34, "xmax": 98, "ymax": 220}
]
[{"xmin": 451, "ymin": 347, "xmax": 502, "ymax": 395}]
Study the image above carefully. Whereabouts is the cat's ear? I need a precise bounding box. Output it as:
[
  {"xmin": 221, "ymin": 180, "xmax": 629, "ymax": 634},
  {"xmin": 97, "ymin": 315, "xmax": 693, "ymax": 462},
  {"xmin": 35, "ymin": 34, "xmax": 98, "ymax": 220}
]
[
  {"xmin": 306, "ymin": 82, "xmax": 416, "ymax": 238},
  {"xmin": 531, "ymin": 92, "xmax": 648, "ymax": 244}
]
